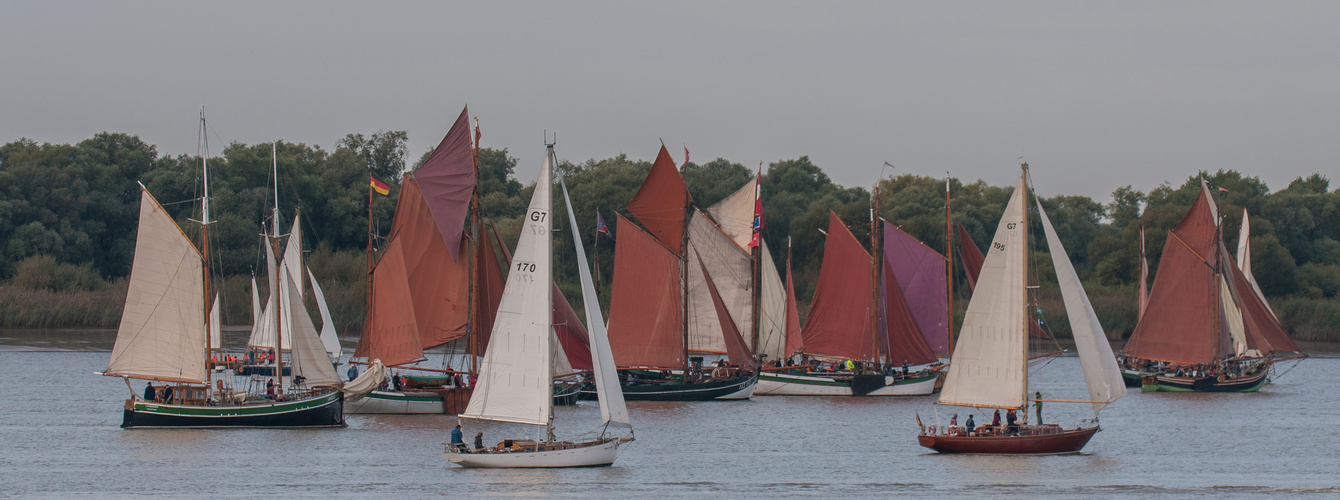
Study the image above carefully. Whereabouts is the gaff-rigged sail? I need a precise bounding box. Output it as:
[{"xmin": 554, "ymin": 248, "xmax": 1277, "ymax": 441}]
[
  {"xmin": 414, "ymin": 107, "xmax": 475, "ymax": 262},
  {"xmin": 799, "ymin": 212, "xmax": 874, "ymax": 361},
  {"xmin": 696, "ymin": 250, "xmax": 755, "ymax": 367},
  {"xmin": 1037, "ymin": 199, "xmax": 1125, "ymax": 417},
  {"xmin": 937, "ymin": 174, "xmax": 1028, "ymax": 410},
  {"xmin": 607, "ymin": 214, "xmax": 685, "ymax": 369},
  {"xmin": 562, "ymin": 179, "xmax": 632, "ymax": 430},
  {"xmin": 686, "ymin": 210, "xmax": 752, "ymax": 354},
  {"xmin": 884, "ymin": 222, "xmax": 949, "ymax": 357},
  {"xmin": 107, "ymin": 189, "xmax": 207, "ymax": 383},
  {"xmin": 626, "ymin": 145, "xmax": 691, "ymax": 253}
]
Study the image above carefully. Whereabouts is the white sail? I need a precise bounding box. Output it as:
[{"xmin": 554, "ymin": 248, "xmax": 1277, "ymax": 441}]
[
  {"xmin": 1221, "ymin": 272, "xmax": 1248, "ymax": 356},
  {"xmin": 248, "ymin": 242, "xmax": 292, "ymax": 350},
  {"xmin": 686, "ymin": 210, "xmax": 753, "ymax": 354},
  {"xmin": 937, "ymin": 173, "xmax": 1028, "ymax": 410},
  {"xmin": 250, "ymin": 274, "xmax": 261, "ymax": 329},
  {"xmin": 707, "ymin": 177, "xmax": 759, "ymax": 250},
  {"xmin": 283, "ymin": 214, "xmax": 304, "ymax": 297},
  {"xmin": 209, "ymin": 293, "xmax": 221, "ymax": 351},
  {"xmin": 307, "ymin": 268, "xmax": 342, "ymax": 358},
  {"xmin": 107, "ymin": 189, "xmax": 207, "ymax": 383},
  {"xmin": 284, "ymin": 272, "xmax": 341, "ymax": 387},
  {"xmin": 551, "ymin": 329, "xmax": 574, "ymax": 376},
  {"xmin": 1236, "ymin": 209, "xmax": 1276, "ymax": 318},
  {"xmin": 342, "ymin": 359, "xmax": 388, "ymax": 401},
  {"xmin": 460, "ymin": 149, "xmax": 554, "ymax": 427},
  {"xmin": 1037, "ymin": 199, "xmax": 1125, "ymax": 417},
  {"xmin": 562, "ymin": 179, "xmax": 632, "ymax": 429},
  {"xmin": 755, "ymin": 241, "xmax": 788, "ymax": 360}
]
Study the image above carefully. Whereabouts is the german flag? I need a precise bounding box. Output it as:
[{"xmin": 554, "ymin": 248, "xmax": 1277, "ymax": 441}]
[{"xmin": 370, "ymin": 176, "xmax": 390, "ymax": 196}]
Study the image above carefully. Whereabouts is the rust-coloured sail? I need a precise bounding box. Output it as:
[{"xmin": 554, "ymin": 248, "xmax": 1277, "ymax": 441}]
[
  {"xmin": 607, "ymin": 214, "xmax": 685, "ymax": 369},
  {"xmin": 1227, "ymin": 253, "xmax": 1300, "ymax": 355},
  {"xmin": 355, "ymin": 235, "xmax": 427, "ymax": 367},
  {"xmin": 801, "ymin": 212, "xmax": 875, "ymax": 361},
  {"xmin": 783, "ymin": 252, "xmax": 803, "ymax": 357},
  {"xmin": 387, "ymin": 178, "xmax": 471, "ymax": 350},
  {"xmin": 474, "ymin": 221, "xmax": 506, "ymax": 353},
  {"xmin": 882, "ymin": 259, "xmax": 939, "ymax": 366},
  {"xmin": 489, "ymin": 222, "xmax": 592, "ymax": 371},
  {"xmin": 414, "ymin": 107, "xmax": 475, "ymax": 262},
  {"xmin": 957, "ymin": 222, "xmax": 985, "ymax": 293},
  {"xmin": 1124, "ymin": 185, "xmax": 1233, "ymax": 364},
  {"xmin": 696, "ymin": 250, "xmax": 755, "ymax": 367},
  {"xmin": 627, "ymin": 145, "xmax": 691, "ymax": 253}
]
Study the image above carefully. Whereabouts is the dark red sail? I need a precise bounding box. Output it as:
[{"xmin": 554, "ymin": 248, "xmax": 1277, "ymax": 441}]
[
  {"xmin": 882, "ymin": 259, "xmax": 939, "ymax": 366},
  {"xmin": 606, "ymin": 214, "xmax": 685, "ymax": 369},
  {"xmin": 800, "ymin": 212, "xmax": 875, "ymax": 362},
  {"xmin": 627, "ymin": 145, "xmax": 692, "ymax": 253},
  {"xmin": 414, "ymin": 107, "xmax": 475, "ymax": 262},
  {"xmin": 957, "ymin": 222, "xmax": 985, "ymax": 293}
]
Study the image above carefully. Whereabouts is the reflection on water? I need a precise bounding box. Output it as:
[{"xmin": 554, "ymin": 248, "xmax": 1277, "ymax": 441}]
[{"xmin": 3, "ymin": 334, "xmax": 1340, "ymax": 496}]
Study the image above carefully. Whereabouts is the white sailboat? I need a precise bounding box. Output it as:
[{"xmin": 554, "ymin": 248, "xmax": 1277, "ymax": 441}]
[{"xmin": 447, "ymin": 143, "xmax": 633, "ymax": 468}]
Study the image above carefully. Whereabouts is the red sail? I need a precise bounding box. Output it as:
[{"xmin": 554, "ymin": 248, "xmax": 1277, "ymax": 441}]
[
  {"xmin": 1227, "ymin": 252, "xmax": 1301, "ymax": 354},
  {"xmin": 389, "ymin": 178, "xmax": 471, "ymax": 349},
  {"xmin": 884, "ymin": 222, "xmax": 949, "ymax": 356},
  {"xmin": 489, "ymin": 222, "xmax": 592, "ymax": 370},
  {"xmin": 801, "ymin": 212, "xmax": 875, "ymax": 361},
  {"xmin": 882, "ymin": 258, "xmax": 939, "ymax": 366},
  {"xmin": 607, "ymin": 214, "xmax": 685, "ymax": 369},
  {"xmin": 627, "ymin": 145, "xmax": 692, "ymax": 253},
  {"xmin": 783, "ymin": 253, "xmax": 804, "ymax": 357},
  {"xmin": 696, "ymin": 250, "xmax": 755, "ymax": 367},
  {"xmin": 355, "ymin": 235, "xmax": 426, "ymax": 367},
  {"xmin": 474, "ymin": 221, "xmax": 506, "ymax": 353},
  {"xmin": 957, "ymin": 222, "xmax": 985, "ymax": 293},
  {"xmin": 414, "ymin": 107, "xmax": 475, "ymax": 262},
  {"xmin": 1124, "ymin": 187, "xmax": 1233, "ymax": 364}
]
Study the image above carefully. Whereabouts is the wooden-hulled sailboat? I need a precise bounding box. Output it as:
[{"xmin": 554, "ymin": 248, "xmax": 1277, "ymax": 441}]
[
  {"xmin": 758, "ymin": 207, "xmax": 942, "ymax": 396},
  {"xmin": 447, "ymin": 144, "xmax": 633, "ymax": 468},
  {"xmin": 917, "ymin": 164, "xmax": 1125, "ymax": 454},
  {"xmin": 348, "ymin": 107, "xmax": 504, "ymax": 414},
  {"xmin": 100, "ymin": 109, "xmax": 344, "ymax": 428},
  {"xmin": 1119, "ymin": 184, "xmax": 1304, "ymax": 392},
  {"xmin": 605, "ymin": 145, "xmax": 757, "ymax": 401}
]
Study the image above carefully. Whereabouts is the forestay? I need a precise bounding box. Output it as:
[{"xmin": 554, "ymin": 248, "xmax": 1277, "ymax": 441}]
[
  {"xmin": 1037, "ymin": 199, "xmax": 1125, "ymax": 417},
  {"xmin": 937, "ymin": 174, "xmax": 1028, "ymax": 410},
  {"xmin": 562, "ymin": 179, "xmax": 632, "ymax": 430},
  {"xmin": 460, "ymin": 150, "xmax": 554, "ymax": 427}
]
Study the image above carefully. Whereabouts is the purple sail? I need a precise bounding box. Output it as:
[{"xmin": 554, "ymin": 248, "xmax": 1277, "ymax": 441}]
[{"xmin": 883, "ymin": 222, "xmax": 949, "ymax": 357}]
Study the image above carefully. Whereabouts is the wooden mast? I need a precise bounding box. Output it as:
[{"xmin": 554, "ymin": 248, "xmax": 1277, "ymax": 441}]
[
  {"xmin": 680, "ymin": 171, "xmax": 692, "ymax": 382},
  {"xmin": 945, "ymin": 173, "xmax": 955, "ymax": 358},
  {"xmin": 869, "ymin": 186, "xmax": 882, "ymax": 366},
  {"xmin": 199, "ymin": 107, "xmax": 213, "ymax": 390},
  {"xmin": 750, "ymin": 166, "xmax": 762, "ymax": 357},
  {"xmin": 366, "ymin": 171, "xmax": 374, "ymax": 358},
  {"xmin": 469, "ymin": 116, "xmax": 482, "ymax": 380}
]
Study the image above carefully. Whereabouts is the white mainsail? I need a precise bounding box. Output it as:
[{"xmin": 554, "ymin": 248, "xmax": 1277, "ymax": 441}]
[
  {"xmin": 107, "ymin": 189, "xmax": 207, "ymax": 383},
  {"xmin": 707, "ymin": 177, "xmax": 759, "ymax": 250},
  {"xmin": 1037, "ymin": 199, "xmax": 1125, "ymax": 417},
  {"xmin": 686, "ymin": 211, "xmax": 753, "ymax": 354},
  {"xmin": 460, "ymin": 149, "xmax": 554, "ymax": 427},
  {"xmin": 755, "ymin": 242, "xmax": 788, "ymax": 360},
  {"xmin": 209, "ymin": 293, "xmax": 221, "ymax": 351},
  {"xmin": 307, "ymin": 268, "xmax": 342, "ymax": 359},
  {"xmin": 283, "ymin": 272, "xmax": 341, "ymax": 387},
  {"xmin": 563, "ymin": 179, "xmax": 632, "ymax": 430},
  {"xmin": 283, "ymin": 214, "xmax": 304, "ymax": 297},
  {"xmin": 937, "ymin": 173, "xmax": 1029, "ymax": 410},
  {"xmin": 1235, "ymin": 209, "xmax": 1276, "ymax": 319}
]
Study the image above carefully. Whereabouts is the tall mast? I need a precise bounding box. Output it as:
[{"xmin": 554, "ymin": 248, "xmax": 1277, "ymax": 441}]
[
  {"xmin": 1020, "ymin": 163, "xmax": 1030, "ymax": 409},
  {"xmin": 271, "ymin": 232, "xmax": 284, "ymax": 392},
  {"xmin": 750, "ymin": 166, "xmax": 762, "ymax": 356},
  {"xmin": 199, "ymin": 107, "xmax": 213, "ymax": 387},
  {"xmin": 468, "ymin": 116, "xmax": 481, "ymax": 379},
  {"xmin": 944, "ymin": 173, "xmax": 955, "ymax": 358},
  {"xmin": 869, "ymin": 186, "xmax": 882, "ymax": 365},
  {"xmin": 680, "ymin": 168, "xmax": 692, "ymax": 381},
  {"xmin": 367, "ymin": 170, "xmax": 375, "ymax": 349}
]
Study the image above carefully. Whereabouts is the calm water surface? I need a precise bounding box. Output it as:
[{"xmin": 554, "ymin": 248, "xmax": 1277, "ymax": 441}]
[{"xmin": 1, "ymin": 329, "xmax": 1337, "ymax": 498}]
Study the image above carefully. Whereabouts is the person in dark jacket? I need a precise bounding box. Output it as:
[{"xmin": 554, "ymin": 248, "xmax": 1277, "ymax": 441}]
[
  {"xmin": 474, "ymin": 432, "xmax": 485, "ymax": 452},
  {"xmin": 144, "ymin": 382, "xmax": 156, "ymax": 401},
  {"xmin": 1034, "ymin": 391, "xmax": 1044, "ymax": 425},
  {"xmin": 161, "ymin": 385, "xmax": 173, "ymax": 404},
  {"xmin": 450, "ymin": 424, "xmax": 466, "ymax": 452},
  {"xmin": 347, "ymin": 365, "xmax": 359, "ymax": 381},
  {"xmin": 964, "ymin": 414, "xmax": 976, "ymax": 436}
]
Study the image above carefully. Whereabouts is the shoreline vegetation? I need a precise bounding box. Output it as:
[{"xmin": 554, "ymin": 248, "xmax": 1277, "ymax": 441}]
[{"xmin": 1, "ymin": 132, "xmax": 1338, "ymax": 341}]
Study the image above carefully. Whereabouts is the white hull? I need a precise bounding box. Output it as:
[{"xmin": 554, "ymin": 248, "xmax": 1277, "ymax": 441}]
[
  {"xmin": 445, "ymin": 439, "xmax": 622, "ymax": 468},
  {"xmin": 756, "ymin": 373, "xmax": 937, "ymax": 396},
  {"xmin": 343, "ymin": 391, "xmax": 443, "ymax": 414}
]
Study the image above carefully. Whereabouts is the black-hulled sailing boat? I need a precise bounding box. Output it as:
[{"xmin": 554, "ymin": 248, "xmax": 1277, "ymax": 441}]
[
  {"xmin": 100, "ymin": 108, "xmax": 344, "ymax": 428},
  {"xmin": 1119, "ymin": 181, "xmax": 1304, "ymax": 392}
]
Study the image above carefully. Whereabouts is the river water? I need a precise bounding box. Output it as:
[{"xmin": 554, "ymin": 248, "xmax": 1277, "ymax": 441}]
[{"xmin": 2, "ymin": 329, "xmax": 1337, "ymax": 498}]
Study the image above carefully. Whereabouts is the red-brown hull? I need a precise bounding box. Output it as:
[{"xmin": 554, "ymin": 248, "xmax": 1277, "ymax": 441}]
[{"xmin": 917, "ymin": 426, "xmax": 1099, "ymax": 454}]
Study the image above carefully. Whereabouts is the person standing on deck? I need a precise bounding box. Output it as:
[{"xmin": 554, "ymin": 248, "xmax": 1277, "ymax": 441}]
[
  {"xmin": 347, "ymin": 364, "xmax": 359, "ymax": 381},
  {"xmin": 143, "ymin": 382, "xmax": 155, "ymax": 401},
  {"xmin": 1034, "ymin": 391, "xmax": 1044, "ymax": 425},
  {"xmin": 964, "ymin": 414, "xmax": 975, "ymax": 436}
]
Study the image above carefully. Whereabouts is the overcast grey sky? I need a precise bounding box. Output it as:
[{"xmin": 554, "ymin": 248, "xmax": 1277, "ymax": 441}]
[{"xmin": 4, "ymin": 1, "xmax": 1337, "ymax": 201}]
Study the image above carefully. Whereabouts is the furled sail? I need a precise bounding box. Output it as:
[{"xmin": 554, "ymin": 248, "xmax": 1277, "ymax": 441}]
[
  {"xmin": 755, "ymin": 242, "xmax": 788, "ymax": 361},
  {"xmin": 938, "ymin": 174, "xmax": 1028, "ymax": 410},
  {"xmin": 284, "ymin": 273, "xmax": 341, "ymax": 387},
  {"xmin": 1038, "ymin": 198, "xmax": 1125, "ymax": 417},
  {"xmin": 607, "ymin": 214, "xmax": 685, "ymax": 369},
  {"xmin": 461, "ymin": 150, "xmax": 554, "ymax": 427},
  {"xmin": 342, "ymin": 359, "xmax": 388, "ymax": 402},
  {"xmin": 307, "ymin": 268, "xmax": 342, "ymax": 359},
  {"xmin": 563, "ymin": 179, "xmax": 632, "ymax": 430},
  {"xmin": 413, "ymin": 107, "xmax": 475, "ymax": 262},
  {"xmin": 1123, "ymin": 181, "xmax": 1234, "ymax": 364},
  {"xmin": 884, "ymin": 222, "xmax": 949, "ymax": 356},
  {"xmin": 686, "ymin": 210, "xmax": 752, "ymax": 354},
  {"xmin": 626, "ymin": 145, "xmax": 691, "ymax": 253},
  {"xmin": 800, "ymin": 212, "xmax": 874, "ymax": 362},
  {"xmin": 107, "ymin": 189, "xmax": 207, "ymax": 383}
]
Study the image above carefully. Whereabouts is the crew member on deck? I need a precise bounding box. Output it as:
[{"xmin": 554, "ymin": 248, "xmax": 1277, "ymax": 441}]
[
  {"xmin": 161, "ymin": 385, "xmax": 173, "ymax": 404},
  {"xmin": 347, "ymin": 364, "xmax": 359, "ymax": 381},
  {"xmin": 964, "ymin": 414, "xmax": 975, "ymax": 436},
  {"xmin": 992, "ymin": 409, "xmax": 1001, "ymax": 429},
  {"xmin": 474, "ymin": 432, "xmax": 485, "ymax": 452},
  {"xmin": 450, "ymin": 424, "xmax": 466, "ymax": 452},
  {"xmin": 1034, "ymin": 391, "xmax": 1044, "ymax": 424},
  {"xmin": 144, "ymin": 382, "xmax": 155, "ymax": 401}
]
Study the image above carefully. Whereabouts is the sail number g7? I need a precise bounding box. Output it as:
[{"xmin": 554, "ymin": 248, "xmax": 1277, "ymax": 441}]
[{"xmin": 530, "ymin": 210, "xmax": 548, "ymax": 235}]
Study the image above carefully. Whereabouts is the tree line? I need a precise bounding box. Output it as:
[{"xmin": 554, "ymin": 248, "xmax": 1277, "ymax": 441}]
[{"xmin": 1, "ymin": 132, "xmax": 1337, "ymax": 340}]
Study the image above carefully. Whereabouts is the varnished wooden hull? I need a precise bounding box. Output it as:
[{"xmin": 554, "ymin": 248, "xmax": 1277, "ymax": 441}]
[
  {"xmin": 917, "ymin": 425, "xmax": 1098, "ymax": 454},
  {"xmin": 1141, "ymin": 368, "xmax": 1269, "ymax": 392}
]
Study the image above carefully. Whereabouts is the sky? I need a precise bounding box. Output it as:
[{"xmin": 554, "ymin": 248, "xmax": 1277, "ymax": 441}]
[{"xmin": 3, "ymin": 1, "xmax": 1337, "ymax": 202}]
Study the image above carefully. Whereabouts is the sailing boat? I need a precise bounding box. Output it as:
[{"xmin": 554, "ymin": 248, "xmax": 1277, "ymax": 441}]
[
  {"xmin": 917, "ymin": 163, "xmax": 1125, "ymax": 454},
  {"xmin": 758, "ymin": 203, "xmax": 942, "ymax": 396},
  {"xmin": 447, "ymin": 144, "xmax": 633, "ymax": 468},
  {"xmin": 99, "ymin": 108, "xmax": 344, "ymax": 428},
  {"xmin": 1119, "ymin": 183, "xmax": 1304, "ymax": 392},
  {"xmin": 604, "ymin": 145, "xmax": 758, "ymax": 401},
  {"xmin": 348, "ymin": 107, "xmax": 506, "ymax": 414}
]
